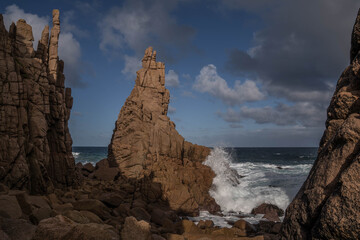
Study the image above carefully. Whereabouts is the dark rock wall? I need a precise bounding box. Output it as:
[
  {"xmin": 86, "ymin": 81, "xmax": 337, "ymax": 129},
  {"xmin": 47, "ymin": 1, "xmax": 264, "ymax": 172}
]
[
  {"xmin": 280, "ymin": 9, "xmax": 360, "ymax": 240},
  {"xmin": 0, "ymin": 10, "xmax": 75, "ymax": 194}
]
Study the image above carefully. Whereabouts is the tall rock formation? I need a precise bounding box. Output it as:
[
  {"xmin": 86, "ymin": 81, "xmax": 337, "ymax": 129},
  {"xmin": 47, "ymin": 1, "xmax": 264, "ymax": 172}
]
[
  {"xmin": 108, "ymin": 47, "xmax": 219, "ymax": 215},
  {"xmin": 0, "ymin": 10, "xmax": 76, "ymax": 194},
  {"xmin": 281, "ymin": 9, "xmax": 360, "ymax": 239}
]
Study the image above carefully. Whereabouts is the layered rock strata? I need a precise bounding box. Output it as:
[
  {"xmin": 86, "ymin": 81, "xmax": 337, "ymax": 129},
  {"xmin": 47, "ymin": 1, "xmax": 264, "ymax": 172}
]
[
  {"xmin": 108, "ymin": 47, "xmax": 219, "ymax": 215},
  {"xmin": 281, "ymin": 9, "xmax": 360, "ymax": 239},
  {"xmin": 0, "ymin": 10, "xmax": 75, "ymax": 194}
]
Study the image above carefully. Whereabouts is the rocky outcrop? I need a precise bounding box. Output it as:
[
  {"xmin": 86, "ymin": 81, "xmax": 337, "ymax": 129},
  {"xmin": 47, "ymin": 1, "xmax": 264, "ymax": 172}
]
[
  {"xmin": 107, "ymin": 47, "xmax": 219, "ymax": 215},
  {"xmin": 0, "ymin": 10, "xmax": 76, "ymax": 194},
  {"xmin": 280, "ymin": 9, "xmax": 360, "ymax": 239}
]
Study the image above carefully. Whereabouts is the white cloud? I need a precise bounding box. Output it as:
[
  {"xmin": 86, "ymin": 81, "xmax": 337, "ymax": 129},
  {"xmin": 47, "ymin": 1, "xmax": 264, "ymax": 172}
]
[
  {"xmin": 165, "ymin": 69, "xmax": 179, "ymax": 87},
  {"xmin": 3, "ymin": 5, "xmax": 85, "ymax": 88},
  {"xmin": 3, "ymin": 4, "xmax": 49, "ymax": 49},
  {"xmin": 122, "ymin": 55, "xmax": 142, "ymax": 78},
  {"xmin": 193, "ymin": 64, "xmax": 264, "ymax": 106}
]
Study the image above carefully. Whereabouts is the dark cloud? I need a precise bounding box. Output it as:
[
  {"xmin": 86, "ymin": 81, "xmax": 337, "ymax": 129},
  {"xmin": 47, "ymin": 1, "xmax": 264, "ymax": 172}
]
[
  {"xmin": 187, "ymin": 126, "xmax": 323, "ymax": 147},
  {"xmin": 218, "ymin": 102, "xmax": 326, "ymax": 128},
  {"xmin": 98, "ymin": 0, "xmax": 196, "ymax": 63},
  {"xmin": 224, "ymin": 0, "xmax": 360, "ymax": 96},
  {"xmin": 219, "ymin": 1, "xmax": 360, "ymax": 130}
]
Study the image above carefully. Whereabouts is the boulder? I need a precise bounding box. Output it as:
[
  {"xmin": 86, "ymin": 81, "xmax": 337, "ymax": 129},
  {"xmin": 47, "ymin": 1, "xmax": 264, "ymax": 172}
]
[
  {"xmin": 251, "ymin": 203, "xmax": 284, "ymax": 222},
  {"xmin": 280, "ymin": 9, "xmax": 360, "ymax": 239},
  {"xmin": 32, "ymin": 215, "xmax": 119, "ymax": 240},
  {"xmin": 98, "ymin": 192, "xmax": 124, "ymax": 208},
  {"xmin": 0, "ymin": 217, "xmax": 36, "ymax": 240},
  {"xmin": 0, "ymin": 10, "xmax": 76, "ymax": 194},
  {"xmin": 93, "ymin": 159, "xmax": 120, "ymax": 181},
  {"xmin": 130, "ymin": 207, "xmax": 151, "ymax": 222},
  {"xmin": 120, "ymin": 216, "xmax": 151, "ymax": 240},
  {"xmin": 72, "ymin": 199, "xmax": 110, "ymax": 220},
  {"xmin": 0, "ymin": 195, "xmax": 22, "ymax": 219}
]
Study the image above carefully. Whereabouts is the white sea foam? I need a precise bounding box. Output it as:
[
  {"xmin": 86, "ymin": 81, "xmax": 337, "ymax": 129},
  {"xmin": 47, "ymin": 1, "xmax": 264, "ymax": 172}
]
[
  {"xmin": 72, "ymin": 152, "xmax": 80, "ymax": 158},
  {"xmin": 204, "ymin": 147, "xmax": 290, "ymax": 213}
]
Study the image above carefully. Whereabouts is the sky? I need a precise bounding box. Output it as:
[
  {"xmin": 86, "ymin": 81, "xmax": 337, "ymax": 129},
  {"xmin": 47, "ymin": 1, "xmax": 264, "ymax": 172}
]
[{"xmin": 1, "ymin": 0, "xmax": 360, "ymax": 147}]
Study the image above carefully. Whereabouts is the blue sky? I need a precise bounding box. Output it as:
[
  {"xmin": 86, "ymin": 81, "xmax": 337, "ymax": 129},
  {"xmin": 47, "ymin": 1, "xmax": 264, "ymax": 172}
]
[{"xmin": 1, "ymin": 0, "xmax": 360, "ymax": 147}]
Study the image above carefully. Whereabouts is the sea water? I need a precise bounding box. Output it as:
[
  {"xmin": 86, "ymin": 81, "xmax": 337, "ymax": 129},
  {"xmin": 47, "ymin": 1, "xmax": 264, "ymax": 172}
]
[{"xmin": 72, "ymin": 146, "xmax": 316, "ymax": 227}]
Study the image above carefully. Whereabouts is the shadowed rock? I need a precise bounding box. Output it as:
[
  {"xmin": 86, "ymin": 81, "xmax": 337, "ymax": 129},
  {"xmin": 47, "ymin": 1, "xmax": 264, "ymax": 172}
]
[
  {"xmin": 0, "ymin": 10, "xmax": 76, "ymax": 194},
  {"xmin": 280, "ymin": 8, "xmax": 360, "ymax": 240},
  {"xmin": 107, "ymin": 47, "xmax": 219, "ymax": 215}
]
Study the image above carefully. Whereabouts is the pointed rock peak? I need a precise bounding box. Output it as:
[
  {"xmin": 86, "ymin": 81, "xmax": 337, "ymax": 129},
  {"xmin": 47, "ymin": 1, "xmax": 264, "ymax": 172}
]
[
  {"xmin": 0, "ymin": 14, "xmax": 6, "ymax": 33},
  {"xmin": 16, "ymin": 19, "xmax": 34, "ymax": 41},
  {"xmin": 136, "ymin": 47, "xmax": 165, "ymax": 88},
  {"xmin": 350, "ymin": 8, "xmax": 360, "ymax": 63},
  {"xmin": 40, "ymin": 25, "xmax": 50, "ymax": 44},
  {"xmin": 52, "ymin": 9, "xmax": 60, "ymax": 25}
]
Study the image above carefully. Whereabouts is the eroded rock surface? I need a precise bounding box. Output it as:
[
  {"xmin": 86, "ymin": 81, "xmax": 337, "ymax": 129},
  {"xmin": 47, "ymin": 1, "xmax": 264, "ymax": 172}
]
[
  {"xmin": 281, "ymin": 9, "xmax": 360, "ymax": 240},
  {"xmin": 0, "ymin": 10, "xmax": 76, "ymax": 194},
  {"xmin": 107, "ymin": 47, "xmax": 219, "ymax": 215}
]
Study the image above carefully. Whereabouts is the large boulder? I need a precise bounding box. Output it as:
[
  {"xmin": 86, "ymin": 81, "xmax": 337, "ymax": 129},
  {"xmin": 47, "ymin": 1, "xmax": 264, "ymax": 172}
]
[
  {"xmin": 0, "ymin": 195, "xmax": 22, "ymax": 219},
  {"xmin": 120, "ymin": 216, "xmax": 151, "ymax": 240},
  {"xmin": 32, "ymin": 215, "xmax": 119, "ymax": 240},
  {"xmin": 0, "ymin": 217, "xmax": 36, "ymax": 240},
  {"xmin": 280, "ymin": 9, "xmax": 360, "ymax": 239},
  {"xmin": 0, "ymin": 10, "xmax": 76, "ymax": 194},
  {"xmin": 107, "ymin": 47, "xmax": 219, "ymax": 215}
]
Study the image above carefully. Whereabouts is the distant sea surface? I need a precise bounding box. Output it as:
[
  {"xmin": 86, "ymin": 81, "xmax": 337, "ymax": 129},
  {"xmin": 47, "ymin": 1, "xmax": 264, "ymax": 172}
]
[{"xmin": 72, "ymin": 146, "xmax": 317, "ymax": 226}]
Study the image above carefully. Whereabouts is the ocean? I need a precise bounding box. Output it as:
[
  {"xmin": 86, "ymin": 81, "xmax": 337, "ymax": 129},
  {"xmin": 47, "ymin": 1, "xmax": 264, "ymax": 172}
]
[{"xmin": 72, "ymin": 146, "xmax": 317, "ymax": 227}]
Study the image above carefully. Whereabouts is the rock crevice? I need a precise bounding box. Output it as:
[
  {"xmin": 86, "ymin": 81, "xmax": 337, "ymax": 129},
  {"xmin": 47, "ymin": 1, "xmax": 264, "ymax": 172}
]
[{"xmin": 0, "ymin": 10, "xmax": 76, "ymax": 194}]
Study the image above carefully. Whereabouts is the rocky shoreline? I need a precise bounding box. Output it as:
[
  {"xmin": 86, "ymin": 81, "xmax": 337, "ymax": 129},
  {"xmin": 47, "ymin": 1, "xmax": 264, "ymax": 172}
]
[{"xmin": 0, "ymin": 161, "xmax": 285, "ymax": 240}]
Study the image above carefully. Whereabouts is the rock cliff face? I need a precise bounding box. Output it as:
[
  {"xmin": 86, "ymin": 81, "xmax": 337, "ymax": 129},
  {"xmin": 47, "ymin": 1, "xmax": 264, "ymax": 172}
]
[
  {"xmin": 281, "ymin": 9, "xmax": 360, "ymax": 239},
  {"xmin": 108, "ymin": 47, "xmax": 219, "ymax": 215},
  {"xmin": 0, "ymin": 10, "xmax": 76, "ymax": 194}
]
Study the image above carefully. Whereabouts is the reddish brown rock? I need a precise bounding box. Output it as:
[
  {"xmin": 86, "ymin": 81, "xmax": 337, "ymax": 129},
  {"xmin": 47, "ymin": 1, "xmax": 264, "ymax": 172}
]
[
  {"xmin": 251, "ymin": 203, "xmax": 284, "ymax": 222},
  {"xmin": 0, "ymin": 10, "xmax": 76, "ymax": 194},
  {"xmin": 32, "ymin": 215, "xmax": 119, "ymax": 240},
  {"xmin": 280, "ymin": 9, "xmax": 360, "ymax": 240},
  {"xmin": 120, "ymin": 216, "xmax": 151, "ymax": 240},
  {"xmin": 107, "ymin": 47, "xmax": 218, "ymax": 215}
]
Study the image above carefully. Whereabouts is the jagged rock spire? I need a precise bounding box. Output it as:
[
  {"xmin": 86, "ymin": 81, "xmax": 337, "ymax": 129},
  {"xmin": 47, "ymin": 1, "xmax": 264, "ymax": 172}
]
[
  {"xmin": 107, "ymin": 47, "xmax": 219, "ymax": 215},
  {"xmin": 0, "ymin": 10, "xmax": 76, "ymax": 194},
  {"xmin": 49, "ymin": 9, "xmax": 60, "ymax": 82}
]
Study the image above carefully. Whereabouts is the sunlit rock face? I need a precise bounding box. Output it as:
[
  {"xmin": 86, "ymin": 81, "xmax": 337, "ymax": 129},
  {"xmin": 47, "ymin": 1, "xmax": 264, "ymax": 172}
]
[
  {"xmin": 281, "ymin": 9, "xmax": 360, "ymax": 240},
  {"xmin": 107, "ymin": 47, "xmax": 219, "ymax": 215},
  {"xmin": 0, "ymin": 10, "xmax": 76, "ymax": 194}
]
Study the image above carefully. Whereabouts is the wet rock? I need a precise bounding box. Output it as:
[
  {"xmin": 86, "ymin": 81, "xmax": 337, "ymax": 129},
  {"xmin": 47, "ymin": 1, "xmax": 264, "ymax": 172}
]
[
  {"xmin": 251, "ymin": 203, "xmax": 284, "ymax": 222},
  {"xmin": 197, "ymin": 220, "xmax": 214, "ymax": 229}
]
